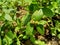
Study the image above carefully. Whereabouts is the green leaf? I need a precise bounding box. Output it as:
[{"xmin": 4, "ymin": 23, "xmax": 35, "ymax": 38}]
[
  {"xmin": 30, "ymin": 35, "xmax": 36, "ymax": 43},
  {"xmin": 36, "ymin": 24, "xmax": 45, "ymax": 35},
  {"xmin": 57, "ymin": 0, "xmax": 60, "ymax": 5},
  {"xmin": 0, "ymin": 38, "xmax": 1, "ymax": 45},
  {"xmin": 3, "ymin": 38, "xmax": 7, "ymax": 45},
  {"xmin": 0, "ymin": 13, "xmax": 2, "ymax": 16},
  {"xmin": 24, "ymin": 0, "xmax": 32, "ymax": 5},
  {"xmin": 35, "ymin": 40, "xmax": 46, "ymax": 45},
  {"xmin": 26, "ymin": 23, "xmax": 33, "ymax": 35},
  {"xmin": 15, "ymin": 27, "xmax": 20, "ymax": 32},
  {"xmin": 32, "ymin": 0, "xmax": 37, "ymax": 4},
  {"xmin": 39, "ymin": 41, "xmax": 46, "ymax": 45},
  {"xmin": 39, "ymin": 20, "xmax": 47, "ymax": 25},
  {"xmin": 21, "ymin": 14, "xmax": 31, "ymax": 25},
  {"xmin": 55, "ymin": 21, "xmax": 60, "ymax": 32},
  {"xmin": 42, "ymin": 8, "xmax": 54, "ymax": 17},
  {"xmin": 57, "ymin": 34, "xmax": 60, "ymax": 39},
  {"xmin": 32, "ymin": 9, "xmax": 43, "ymax": 21},
  {"xmin": 4, "ymin": 14, "xmax": 12, "ymax": 21},
  {"xmin": 5, "ymin": 35, "xmax": 13, "ymax": 45},
  {"xmin": 29, "ymin": 4, "xmax": 40, "ymax": 13},
  {"xmin": 51, "ymin": 28, "xmax": 56, "ymax": 36},
  {"xmin": 6, "ymin": 30, "xmax": 16, "ymax": 39},
  {"xmin": 17, "ymin": 38, "xmax": 21, "ymax": 45},
  {"xmin": 23, "ymin": 35, "xmax": 28, "ymax": 39}
]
